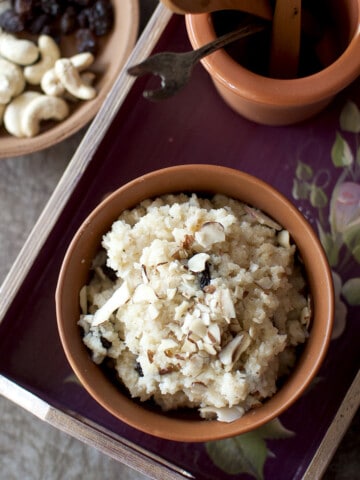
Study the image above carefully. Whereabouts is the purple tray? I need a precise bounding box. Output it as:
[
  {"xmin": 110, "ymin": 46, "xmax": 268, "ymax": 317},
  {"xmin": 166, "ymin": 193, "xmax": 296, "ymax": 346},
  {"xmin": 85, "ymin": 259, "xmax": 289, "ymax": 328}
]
[{"xmin": 1, "ymin": 9, "xmax": 359, "ymax": 480}]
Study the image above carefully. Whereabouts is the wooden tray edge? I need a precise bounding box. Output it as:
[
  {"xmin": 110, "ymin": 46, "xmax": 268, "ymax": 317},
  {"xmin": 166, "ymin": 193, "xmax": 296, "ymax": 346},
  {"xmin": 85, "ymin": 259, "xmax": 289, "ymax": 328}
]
[{"xmin": 302, "ymin": 370, "xmax": 360, "ymax": 479}]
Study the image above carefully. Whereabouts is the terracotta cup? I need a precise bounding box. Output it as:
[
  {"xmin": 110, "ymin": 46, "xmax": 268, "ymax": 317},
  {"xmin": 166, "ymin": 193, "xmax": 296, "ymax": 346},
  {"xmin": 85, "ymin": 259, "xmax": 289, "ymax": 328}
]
[
  {"xmin": 56, "ymin": 165, "xmax": 334, "ymax": 442},
  {"xmin": 186, "ymin": 0, "xmax": 360, "ymax": 125}
]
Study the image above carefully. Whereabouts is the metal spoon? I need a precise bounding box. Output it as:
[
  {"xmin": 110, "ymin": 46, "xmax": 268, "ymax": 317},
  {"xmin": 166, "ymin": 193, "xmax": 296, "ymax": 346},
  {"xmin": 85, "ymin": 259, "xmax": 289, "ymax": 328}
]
[
  {"xmin": 161, "ymin": 0, "xmax": 273, "ymax": 20},
  {"xmin": 127, "ymin": 22, "xmax": 265, "ymax": 100}
]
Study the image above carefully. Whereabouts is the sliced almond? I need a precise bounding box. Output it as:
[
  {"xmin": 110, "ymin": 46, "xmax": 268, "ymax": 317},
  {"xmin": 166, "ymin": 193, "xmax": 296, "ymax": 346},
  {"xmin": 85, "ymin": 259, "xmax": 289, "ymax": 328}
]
[
  {"xmin": 181, "ymin": 234, "xmax": 195, "ymax": 249},
  {"xmin": 203, "ymin": 343, "xmax": 217, "ymax": 355},
  {"xmin": 195, "ymin": 222, "xmax": 225, "ymax": 248},
  {"xmin": 277, "ymin": 229, "xmax": 291, "ymax": 248},
  {"xmin": 181, "ymin": 338, "xmax": 197, "ymax": 354},
  {"xmin": 132, "ymin": 284, "xmax": 158, "ymax": 303},
  {"xmin": 206, "ymin": 323, "xmax": 221, "ymax": 345},
  {"xmin": 79, "ymin": 285, "xmax": 87, "ymax": 314},
  {"xmin": 199, "ymin": 406, "xmax": 245, "ymax": 422},
  {"xmin": 219, "ymin": 334, "xmax": 245, "ymax": 366},
  {"xmin": 219, "ymin": 288, "xmax": 236, "ymax": 320},
  {"xmin": 189, "ymin": 317, "xmax": 207, "ymax": 338},
  {"xmin": 244, "ymin": 206, "xmax": 282, "ymax": 230},
  {"xmin": 92, "ymin": 281, "xmax": 131, "ymax": 326},
  {"xmin": 188, "ymin": 252, "xmax": 210, "ymax": 272}
]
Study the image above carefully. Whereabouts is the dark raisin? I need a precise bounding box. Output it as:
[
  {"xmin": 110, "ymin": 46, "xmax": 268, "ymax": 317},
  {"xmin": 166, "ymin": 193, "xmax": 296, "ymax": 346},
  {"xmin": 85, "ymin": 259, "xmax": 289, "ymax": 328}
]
[
  {"xmin": 40, "ymin": 23, "xmax": 60, "ymax": 43},
  {"xmin": 100, "ymin": 336, "xmax": 112, "ymax": 349},
  {"xmin": 40, "ymin": 0, "xmax": 62, "ymax": 17},
  {"xmin": 73, "ymin": 0, "xmax": 95, "ymax": 6},
  {"xmin": 60, "ymin": 6, "xmax": 78, "ymax": 35},
  {"xmin": 91, "ymin": 0, "xmax": 114, "ymax": 36},
  {"xmin": 26, "ymin": 13, "xmax": 51, "ymax": 35},
  {"xmin": 75, "ymin": 28, "xmax": 97, "ymax": 53},
  {"xmin": 135, "ymin": 362, "xmax": 144, "ymax": 377},
  {"xmin": 0, "ymin": 10, "xmax": 25, "ymax": 32},
  {"xmin": 77, "ymin": 8, "xmax": 90, "ymax": 28},
  {"xmin": 13, "ymin": 0, "xmax": 34, "ymax": 15},
  {"xmin": 101, "ymin": 265, "xmax": 118, "ymax": 282},
  {"xmin": 199, "ymin": 262, "xmax": 211, "ymax": 290}
]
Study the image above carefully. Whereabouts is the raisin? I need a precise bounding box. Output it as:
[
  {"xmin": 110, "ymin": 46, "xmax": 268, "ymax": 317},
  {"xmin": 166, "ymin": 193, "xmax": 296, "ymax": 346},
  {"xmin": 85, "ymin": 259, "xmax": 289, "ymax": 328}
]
[
  {"xmin": 40, "ymin": 23, "xmax": 60, "ymax": 43},
  {"xmin": 60, "ymin": 6, "xmax": 78, "ymax": 35},
  {"xmin": 135, "ymin": 362, "xmax": 144, "ymax": 377},
  {"xmin": 101, "ymin": 265, "xmax": 117, "ymax": 282},
  {"xmin": 13, "ymin": 0, "xmax": 34, "ymax": 15},
  {"xmin": 75, "ymin": 28, "xmax": 97, "ymax": 53},
  {"xmin": 0, "ymin": 10, "xmax": 25, "ymax": 32},
  {"xmin": 77, "ymin": 8, "xmax": 91, "ymax": 29},
  {"xmin": 73, "ymin": 0, "xmax": 95, "ymax": 6},
  {"xmin": 91, "ymin": 0, "xmax": 114, "ymax": 36},
  {"xmin": 26, "ymin": 13, "xmax": 51, "ymax": 35},
  {"xmin": 40, "ymin": 0, "xmax": 62, "ymax": 17},
  {"xmin": 199, "ymin": 262, "xmax": 211, "ymax": 290},
  {"xmin": 100, "ymin": 336, "xmax": 112, "ymax": 349}
]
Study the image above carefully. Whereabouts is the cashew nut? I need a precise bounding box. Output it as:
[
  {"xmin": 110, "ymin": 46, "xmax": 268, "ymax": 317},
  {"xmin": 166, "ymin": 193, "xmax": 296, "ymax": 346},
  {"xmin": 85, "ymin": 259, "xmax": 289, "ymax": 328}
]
[
  {"xmin": 54, "ymin": 58, "xmax": 97, "ymax": 100},
  {"xmin": 40, "ymin": 52, "xmax": 95, "ymax": 97},
  {"xmin": 63, "ymin": 72, "xmax": 96, "ymax": 102},
  {"xmin": 21, "ymin": 95, "xmax": 69, "ymax": 137},
  {"xmin": 0, "ymin": 28, "xmax": 39, "ymax": 65},
  {"xmin": 24, "ymin": 35, "xmax": 61, "ymax": 85},
  {"xmin": 0, "ymin": 58, "xmax": 25, "ymax": 104},
  {"xmin": 3, "ymin": 91, "xmax": 41, "ymax": 137},
  {"xmin": 40, "ymin": 68, "xmax": 66, "ymax": 96},
  {"xmin": 68, "ymin": 52, "xmax": 95, "ymax": 71}
]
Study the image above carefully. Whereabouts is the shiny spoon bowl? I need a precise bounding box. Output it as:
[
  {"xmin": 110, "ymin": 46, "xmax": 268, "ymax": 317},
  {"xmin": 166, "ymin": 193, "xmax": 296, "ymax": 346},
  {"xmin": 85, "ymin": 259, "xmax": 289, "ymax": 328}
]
[{"xmin": 128, "ymin": 22, "xmax": 265, "ymax": 100}]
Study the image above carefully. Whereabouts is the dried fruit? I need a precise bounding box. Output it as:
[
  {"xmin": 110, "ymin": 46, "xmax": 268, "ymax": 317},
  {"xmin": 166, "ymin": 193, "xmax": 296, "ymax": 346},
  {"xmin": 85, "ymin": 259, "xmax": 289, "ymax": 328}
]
[
  {"xmin": 0, "ymin": 0, "xmax": 114, "ymax": 53},
  {"xmin": 75, "ymin": 28, "xmax": 97, "ymax": 54}
]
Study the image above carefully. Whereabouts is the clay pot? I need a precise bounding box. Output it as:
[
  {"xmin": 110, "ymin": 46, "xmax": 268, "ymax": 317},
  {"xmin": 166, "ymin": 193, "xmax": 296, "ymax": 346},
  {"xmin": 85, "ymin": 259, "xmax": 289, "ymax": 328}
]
[
  {"xmin": 186, "ymin": 0, "xmax": 360, "ymax": 125},
  {"xmin": 56, "ymin": 165, "xmax": 334, "ymax": 442}
]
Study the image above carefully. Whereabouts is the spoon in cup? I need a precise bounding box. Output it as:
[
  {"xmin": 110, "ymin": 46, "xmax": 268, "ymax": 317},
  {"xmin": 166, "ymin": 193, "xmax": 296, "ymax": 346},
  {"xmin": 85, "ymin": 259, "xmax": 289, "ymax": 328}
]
[{"xmin": 128, "ymin": 22, "xmax": 265, "ymax": 100}]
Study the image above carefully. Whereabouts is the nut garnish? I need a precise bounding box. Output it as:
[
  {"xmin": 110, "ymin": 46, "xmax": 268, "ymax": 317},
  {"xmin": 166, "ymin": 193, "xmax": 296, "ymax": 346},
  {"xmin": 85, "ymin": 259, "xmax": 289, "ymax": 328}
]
[
  {"xmin": 80, "ymin": 193, "xmax": 310, "ymax": 423},
  {"xmin": 188, "ymin": 252, "xmax": 210, "ymax": 272},
  {"xmin": 195, "ymin": 222, "xmax": 225, "ymax": 248}
]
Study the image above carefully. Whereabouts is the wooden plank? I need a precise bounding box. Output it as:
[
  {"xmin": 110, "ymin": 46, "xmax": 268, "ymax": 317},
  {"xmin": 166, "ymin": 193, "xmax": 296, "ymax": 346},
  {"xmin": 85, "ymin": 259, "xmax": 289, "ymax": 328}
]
[{"xmin": 302, "ymin": 370, "xmax": 360, "ymax": 479}]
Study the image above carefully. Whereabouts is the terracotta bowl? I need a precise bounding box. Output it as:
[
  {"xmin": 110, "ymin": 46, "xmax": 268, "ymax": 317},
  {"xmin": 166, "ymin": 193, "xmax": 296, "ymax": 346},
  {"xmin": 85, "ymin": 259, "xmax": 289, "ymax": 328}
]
[
  {"xmin": 56, "ymin": 164, "xmax": 334, "ymax": 442},
  {"xmin": 185, "ymin": 0, "xmax": 360, "ymax": 125},
  {"xmin": 0, "ymin": 0, "xmax": 139, "ymax": 159}
]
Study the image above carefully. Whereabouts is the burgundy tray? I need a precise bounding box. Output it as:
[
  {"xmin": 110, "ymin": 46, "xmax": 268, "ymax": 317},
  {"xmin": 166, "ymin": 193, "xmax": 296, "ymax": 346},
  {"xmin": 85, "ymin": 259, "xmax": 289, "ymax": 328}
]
[{"xmin": 0, "ymin": 5, "xmax": 359, "ymax": 480}]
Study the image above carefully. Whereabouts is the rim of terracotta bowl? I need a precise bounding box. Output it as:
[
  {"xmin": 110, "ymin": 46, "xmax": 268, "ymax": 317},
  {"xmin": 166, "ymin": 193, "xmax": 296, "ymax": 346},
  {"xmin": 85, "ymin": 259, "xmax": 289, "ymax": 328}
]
[
  {"xmin": 185, "ymin": 2, "xmax": 360, "ymax": 106},
  {"xmin": 56, "ymin": 164, "xmax": 334, "ymax": 442}
]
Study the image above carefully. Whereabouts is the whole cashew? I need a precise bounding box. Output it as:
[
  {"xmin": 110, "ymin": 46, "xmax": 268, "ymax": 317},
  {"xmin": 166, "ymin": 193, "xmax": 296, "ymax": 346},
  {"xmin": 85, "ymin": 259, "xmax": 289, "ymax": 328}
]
[
  {"xmin": 63, "ymin": 72, "xmax": 96, "ymax": 102},
  {"xmin": 40, "ymin": 52, "xmax": 95, "ymax": 97},
  {"xmin": 21, "ymin": 95, "xmax": 69, "ymax": 137},
  {"xmin": 54, "ymin": 58, "xmax": 97, "ymax": 100},
  {"xmin": 0, "ymin": 58, "xmax": 25, "ymax": 104},
  {"xmin": 24, "ymin": 35, "xmax": 61, "ymax": 85},
  {"xmin": 40, "ymin": 68, "xmax": 65, "ymax": 97},
  {"xmin": 68, "ymin": 52, "xmax": 95, "ymax": 71},
  {"xmin": 0, "ymin": 28, "xmax": 39, "ymax": 65},
  {"xmin": 3, "ymin": 91, "xmax": 41, "ymax": 137}
]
